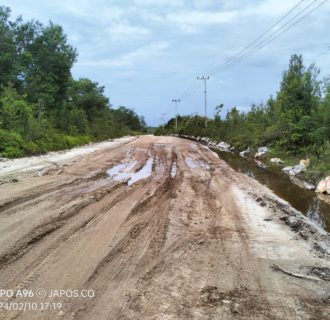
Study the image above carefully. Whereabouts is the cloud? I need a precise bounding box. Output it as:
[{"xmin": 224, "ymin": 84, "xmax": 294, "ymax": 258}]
[
  {"xmin": 78, "ymin": 41, "xmax": 169, "ymax": 68},
  {"xmin": 192, "ymin": 0, "xmax": 219, "ymax": 9},
  {"xmin": 3, "ymin": 0, "xmax": 329, "ymax": 126},
  {"xmin": 106, "ymin": 22, "xmax": 151, "ymax": 40},
  {"xmin": 56, "ymin": 0, "xmax": 102, "ymax": 17},
  {"xmin": 134, "ymin": 0, "xmax": 185, "ymax": 7},
  {"xmin": 166, "ymin": 10, "xmax": 238, "ymax": 33},
  {"xmin": 101, "ymin": 6, "xmax": 125, "ymax": 21},
  {"xmin": 246, "ymin": 0, "xmax": 302, "ymax": 16}
]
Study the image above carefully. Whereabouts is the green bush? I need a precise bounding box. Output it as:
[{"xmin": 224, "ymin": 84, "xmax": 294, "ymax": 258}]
[
  {"xmin": 1, "ymin": 146, "xmax": 23, "ymax": 157},
  {"xmin": 0, "ymin": 129, "xmax": 25, "ymax": 157}
]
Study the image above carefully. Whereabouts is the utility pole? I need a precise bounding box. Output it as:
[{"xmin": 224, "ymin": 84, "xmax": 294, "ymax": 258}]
[
  {"xmin": 197, "ymin": 75, "xmax": 210, "ymax": 129},
  {"xmin": 160, "ymin": 113, "xmax": 166, "ymax": 132},
  {"xmin": 172, "ymin": 99, "xmax": 180, "ymax": 131}
]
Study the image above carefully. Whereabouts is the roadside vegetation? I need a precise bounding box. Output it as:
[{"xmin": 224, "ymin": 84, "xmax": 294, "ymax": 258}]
[
  {"xmin": 156, "ymin": 54, "xmax": 330, "ymax": 183},
  {"xmin": 0, "ymin": 6, "xmax": 146, "ymax": 158}
]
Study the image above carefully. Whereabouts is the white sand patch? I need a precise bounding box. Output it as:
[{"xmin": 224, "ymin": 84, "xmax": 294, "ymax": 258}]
[
  {"xmin": 0, "ymin": 137, "xmax": 136, "ymax": 177},
  {"xmin": 234, "ymin": 187, "xmax": 312, "ymax": 261}
]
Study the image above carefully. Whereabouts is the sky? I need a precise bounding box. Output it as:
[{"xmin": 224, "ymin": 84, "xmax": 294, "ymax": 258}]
[{"xmin": 2, "ymin": 0, "xmax": 330, "ymax": 126}]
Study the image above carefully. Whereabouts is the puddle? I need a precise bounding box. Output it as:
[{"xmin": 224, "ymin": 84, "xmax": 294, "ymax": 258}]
[
  {"xmin": 214, "ymin": 150, "xmax": 330, "ymax": 233},
  {"xmin": 107, "ymin": 158, "xmax": 154, "ymax": 186},
  {"xmin": 107, "ymin": 161, "xmax": 137, "ymax": 181},
  {"xmin": 185, "ymin": 157, "xmax": 210, "ymax": 170},
  {"xmin": 171, "ymin": 162, "xmax": 177, "ymax": 178},
  {"xmin": 128, "ymin": 158, "xmax": 154, "ymax": 186}
]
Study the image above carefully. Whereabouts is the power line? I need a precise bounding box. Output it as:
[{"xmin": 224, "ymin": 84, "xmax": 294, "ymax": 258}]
[
  {"xmin": 177, "ymin": 0, "xmax": 308, "ymax": 100},
  {"xmin": 179, "ymin": 80, "xmax": 199, "ymax": 99},
  {"xmin": 207, "ymin": 0, "xmax": 308, "ymax": 76},
  {"xmin": 209, "ymin": 0, "xmax": 325, "ymax": 76},
  {"xmin": 165, "ymin": 0, "xmax": 328, "ymax": 125},
  {"xmin": 180, "ymin": 82, "xmax": 200, "ymax": 100},
  {"xmin": 176, "ymin": 0, "xmax": 327, "ymax": 103}
]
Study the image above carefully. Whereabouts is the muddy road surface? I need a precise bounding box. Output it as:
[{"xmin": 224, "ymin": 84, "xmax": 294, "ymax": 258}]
[{"xmin": 0, "ymin": 135, "xmax": 329, "ymax": 320}]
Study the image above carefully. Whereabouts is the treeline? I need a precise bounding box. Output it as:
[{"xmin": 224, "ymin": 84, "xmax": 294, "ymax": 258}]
[
  {"xmin": 0, "ymin": 6, "xmax": 146, "ymax": 158},
  {"xmin": 156, "ymin": 54, "xmax": 330, "ymax": 180}
]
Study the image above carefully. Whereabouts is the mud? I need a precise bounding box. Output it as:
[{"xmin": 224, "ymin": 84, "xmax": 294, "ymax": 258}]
[
  {"xmin": 309, "ymin": 267, "xmax": 330, "ymax": 281},
  {"xmin": 0, "ymin": 136, "xmax": 329, "ymax": 320}
]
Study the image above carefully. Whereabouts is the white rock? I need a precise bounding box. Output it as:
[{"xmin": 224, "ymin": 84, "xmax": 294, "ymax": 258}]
[
  {"xmin": 254, "ymin": 146, "xmax": 269, "ymax": 159},
  {"xmin": 282, "ymin": 166, "xmax": 293, "ymax": 173},
  {"xmin": 216, "ymin": 141, "xmax": 231, "ymax": 150},
  {"xmin": 292, "ymin": 164, "xmax": 306, "ymax": 175},
  {"xmin": 282, "ymin": 164, "xmax": 305, "ymax": 175},
  {"xmin": 239, "ymin": 148, "xmax": 251, "ymax": 158},
  {"xmin": 316, "ymin": 179, "xmax": 327, "ymax": 193},
  {"xmin": 326, "ymin": 177, "xmax": 330, "ymax": 195},
  {"xmin": 270, "ymin": 158, "xmax": 283, "ymax": 164},
  {"xmin": 258, "ymin": 146, "xmax": 269, "ymax": 154},
  {"xmin": 254, "ymin": 152, "xmax": 263, "ymax": 159},
  {"xmin": 304, "ymin": 181, "xmax": 316, "ymax": 190}
]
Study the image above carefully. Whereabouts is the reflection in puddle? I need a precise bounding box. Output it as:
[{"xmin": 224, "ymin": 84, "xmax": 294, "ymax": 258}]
[
  {"xmin": 128, "ymin": 158, "xmax": 154, "ymax": 186},
  {"xmin": 214, "ymin": 150, "xmax": 330, "ymax": 232},
  {"xmin": 107, "ymin": 158, "xmax": 154, "ymax": 186},
  {"xmin": 185, "ymin": 157, "xmax": 210, "ymax": 170},
  {"xmin": 107, "ymin": 161, "xmax": 137, "ymax": 181},
  {"xmin": 171, "ymin": 162, "xmax": 177, "ymax": 178}
]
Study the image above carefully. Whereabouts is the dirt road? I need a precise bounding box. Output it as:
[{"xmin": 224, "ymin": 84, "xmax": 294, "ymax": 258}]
[{"xmin": 0, "ymin": 135, "xmax": 329, "ymax": 320}]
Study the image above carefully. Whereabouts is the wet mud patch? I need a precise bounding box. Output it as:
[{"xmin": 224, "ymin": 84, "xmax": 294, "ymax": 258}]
[
  {"xmin": 199, "ymin": 286, "xmax": 267, "ymax": 316},
  {"xmin": 129, "ymin": 222, "xmax": 149, "ymax": 239},
  {"xmin": 0, "ymin": 178, "xmax": 19, "ymax": 185},
  {"xmin": 86, "ymin": 170, "xmax": 108, "ymax": 181},
  {"xmin": 278, "ymin": 215, "xmax": 317, "ymax": 241},
  {"xmin": 247, "ymin": 190, "xmax": 329, "ymax": 247},
  {"xmin": 301, "ymin": 296, "xmax": 330, "ymax": 320},
  {"xmin": 200, "ymin": 286, "xmax": 227, "ymax": 306},
  {"xmin": 208, "ymin": 226, "xmax": 233, "ymax": 240},
  {"xmin": 308, "ymin": 267, "xmax": 330, "ymax": 281}
]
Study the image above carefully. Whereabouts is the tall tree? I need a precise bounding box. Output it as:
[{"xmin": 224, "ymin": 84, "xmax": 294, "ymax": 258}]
[
  {"xmin": 14, "ymin": 20, "xmax": 77, "ymax": 111},
  {"xmin": 277, "ymin": 54, "xmax": 319, "ymax": 121},
  {"xmin": 69, "ymin": 78, "xmax": 109, "ymax": 121},
  {"xmin": 0, "ymin": 7, "xmax": 17, "ymax": 89}
]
